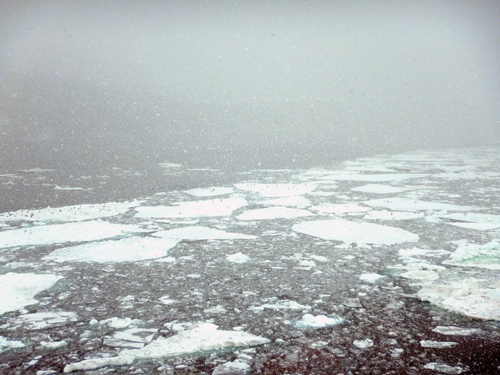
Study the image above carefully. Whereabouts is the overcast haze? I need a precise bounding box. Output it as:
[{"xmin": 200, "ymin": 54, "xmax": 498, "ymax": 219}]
[{"xmin": 1, "ymin": 0, "xmax": 499, "ymax": 172}]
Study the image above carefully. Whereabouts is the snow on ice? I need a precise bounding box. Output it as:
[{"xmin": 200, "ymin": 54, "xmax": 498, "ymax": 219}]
[
  {"xmin": 236, "ymin": 206, "xmax": 315, "ymax": 221},
  {"xmin": 63, "ymin": 322, "xmax": 270, "ymax": 373},
  {"xmin": 152, "ymin": 226, "xmax": 256, "ymax": 240},
  {"xmin": 234, "ymin": 183, "xmax": 317, "ymax": 197},
  {"xmin": 292, "ymin": 219, "xmax": 418, "ymax": 245},
  {"xmin": 363, "ymin": 197, "xmax": 474, "ymax": 212},
  {"xmin": 443, "ymin": 241, "xmax": 500, "ymax": 270}
]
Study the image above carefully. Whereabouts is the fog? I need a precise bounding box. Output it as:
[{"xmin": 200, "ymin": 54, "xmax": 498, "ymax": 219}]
[{"xmin": 1, "ymin": 0, "xmax": 499, "ymax": 172}]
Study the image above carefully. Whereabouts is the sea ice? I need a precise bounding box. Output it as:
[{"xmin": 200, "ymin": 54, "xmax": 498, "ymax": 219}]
[
  {"xmin": 443, "ymin": 241, "xmax": 500, "ymax": 270},
  {"xmin": 185, "ymin": 187, "xmax": 234, "ymax": 197},
  {"xmin": 359, "ymin": 273, "xmax": 385, "ymax": 283},
  {"xmin": 12, "ymin": 311, "xmax": 78, "ymax": 329},
  {"xmin": 0, "ymin": 273, "xmax": 63, "ymax": 315},
  {"xmin": 234, "ymin": 183, "xmax": 316, "ymax": 197},
  {"xmin": 431, "ymin": 326, "xmax": 484, "ymax": 336},
  {"xmin": 226, "ymin": 252, "xmax": 251, "ymax": 263},
  {"xmin": 439, "ymin": 212, "xmax": 500, "ymax": 231},
  {"xmin": 316, "ymin": 173, "xmax": 428, "ymax": 182},
  {"xmin": 294, "ymin": 314, "xmax": 344, "ymax": 329},
  {"xmin": 134, "ymin": 198, "xmax": 247, "ymax": 218},
  {"xmin": 0, "ymin": 221, "xmax": 144, "ymax": 249},
  {"xmin": 63, "ymin": 322, "xmax": 270, "ymax": 373},
  {"xmin": 248, "ymin": 301, "xmax": 311, "ymax": 312},
  {"xmin": 236, "ymin": 207, "xmax": 314, "ymax": 221},
  {"xmin": 363, "ymin": 197, "xmax": 473, "ymax": 212},
  {"xmin": 351, "ymin": 184, "xmax": 406, "ymax": 194},
  {"xmin": 423, "ymin": 362, "xmax": 463, "ymax": 374},
  {"xmin": 212, "ymin": 360, "xmax": 250, "ymax": 375},
  {"xmin": 353, "ymin": 339, "xmax": 374, "ymax": 349},
  {"xmin": 397, "ymin": 263, "xmax": 446, "ymax": 281},
  {"xmin": 309, "ymin": 203, "xmax": 370, "ymax": 215},
  {"xmin": 152, "ymin": 226, "xmax": 256, "ymax": 240},
  {"xmin": 0, "ymin": 336, "xmax": 25, "ymax": 353},
  {"xmin": 420, "ymin": 340, "xmax": 458, "ymax": 348},
  {"xmin": 43, "ymin": 237, "xmax": 180, "ymax": 263},
  {"xmin": 292, "ymin": 219, "xmax": 418, "ymax": 245},
  {"xmin": 363, "ymin": 210, "xmax": 424, "ymax": 221},
  {"xmin": 417, "ymin": 278, "xmax": 500, "ymax": 321},
  {"xmin": 0, "ymin": 201, "xmax": 141, "ymax": 222},
  {"xmin": 256, "ymin": 196, "xmax": 311, "ymax": 207}
]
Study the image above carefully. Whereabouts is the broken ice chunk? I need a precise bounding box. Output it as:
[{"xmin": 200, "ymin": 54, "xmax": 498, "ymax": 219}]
[
  {"xmin": 12, "ymin": 311, "xmax": 78, "ymax": 330},
  {"xmin": 443, "ymin": 241, "xmax": 500, "ymax": 270},
  {"xmin": 363, "ymin": 197, "xmax": 473, "ymax": 212},
  {"xmin": 423, "ymin": 362, "xmax": 463, "ymax": 374},
  {"xmin": 234, "ymin": 183, "xmax": 316, "ymax": 197},
  {"xmin": 420, "ymin": 340, "xmax": 458, "ymax": 348},
  {"xmin": 359, "ymin": 273, "xmax": 385, "ymax": 283},
  {"xmin": 353, "ymin": 339, "xmax": 374, "ymax": 349},
  {"xmin": 134, "ymin": 198, "xmax": 247, "ymax": 218},
  {"xmin": 153, "ymin": 226, "xmax": 256, "ymax": 240},
  {"xmin": 431, "ymin": 326, "xmax": 484, "ymax": 336},
  {"xmin": 294, "ymin": 314, "xmax": 344, "ymax": 329},
  {"xmin": 0, "ymin": 336, "xmax": 25, "ymax": 353},
  {"xmin": 236, "ymin": 207, "xmax": 314, "ymax": 221},
  {"xmin": 227, "ymin": 252, "xmax": 251, "ymax": 263}
]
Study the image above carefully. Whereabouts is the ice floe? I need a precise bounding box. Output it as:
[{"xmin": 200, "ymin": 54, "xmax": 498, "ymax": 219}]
[
  {"xmin": 417, "ymin": 278, "xmax": 500, "ymax": 320},
  {"xmin": 234, "ymin": 183, "xmax": 316, "ymax": 197},
  {"xmin": 256, "ymin": 196, "xmax": 311, "ymax": 207},
  {"xmin": 0, "ymin": 336, "xmax": 25, "ymax": 353},
  {"xmin": 43, "ymin": 237, "xmax": 180, "ymax": 263},
  {"xmin": 363, "ymin": 197, "xmax": 473, "ymax": 212},
  {"xmin": 363, "ymin": 210, "xmax": 424, "ymax": 221},
  {"xmin": 11, "ymin": 311, "xmax": 78, "ymax": 329},
  {"xmin": 423, "ymin": 362, "xmax": 463, "ymax": 374},
  {"xmin": 293, "ymin": 219, "xmax": 418, "ymax": 245},
  {"xmin": 226, "ymin": 252, "xmax": 251, "ymax": 263},
  {"xmin": 353, "ymin": 338, "xmax": 374, "ymax": 349},
  {"xmin": 420, "ymin": 340, "xmax": 458, "ymax": 348},
  {"xmin": 309, "ymin": 203, "xmax": 370, "ymax": 215},
  {"xmin": 316, "ymin": 173, "xmax": 428, "ymax": 182},
  {"xmin": 359, "ymin": 273, "xmax": 385, "ymax": 283},
  {"xmin": 236, "ymin": 207, "xmax": 314, "ymax": 221},
  {"xmin": 443, "ymin": 241, "xmax": 500, "ymax": 270},
  {"xmin": 351, "ymin": 184, "xmax": 406, "ymax": 194},
  {"xmin": 431, "ymin": 326, "xmax": 484, "ymax": 336},
  {"xmin": 104, "ymin": 328, "xmax": 159, "ymax": 349},
  {"xmin": 248, "ymin": 301, "xmax": 311, "ymax": 312},
  {"xmin": 0, "ymin": 220, "xmax": 144, "ymax": 248},
  {"xmin": 134, "ymin": 198, "xmax": 247, "ymax": 218},
  {"xmin": 439, "ymin": 212, "xmax": 500, "ymax": 231},
  {"xmin": 0, "ymin": 273, "xmax": 63, "ymax": 315},
  {"xmin": 0, "ymin": 201, "xmax": 141, "ymax": 222},
  {"xmin": 152, "ymin": 226, "xmax": 256, "ymax": 240},
  {"xmin": 185, "ymin": 187, "xmax": 234, "ymax": 197},
  {"xmin": 63, "ymin": 322, "xmax": 269, "ymax": 373},
  {"xmin": 294, "ymin": 314, "xmax": 344, "ymax": 329}
]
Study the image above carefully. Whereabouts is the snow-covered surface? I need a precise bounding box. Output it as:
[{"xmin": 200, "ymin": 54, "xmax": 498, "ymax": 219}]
[
  {"xmin": 43, "ymin": 237, "xmax": 181, "ymax": 263},
  {"xmin": 292, "ymin": 219, "xmax": 418, "ymax": 245},
  {"xmin": 0, "ymin": 221, "xmax": 144, "ymax": 248},
  {"xmin": 134, "ymin": 198, "xmax": 247, "ymax": 218},
  {"xmin": 63, "ymin": 322, "xmax": 269, "ymax": 373},
  {"xmin": 0, "ymin": 273, "xmax": 62, "ymax": 314},
  {"xmin": 2, "ymin": 146, "xmax": 500, "ymax": 373},
  {"xmin": 152, "ymin": 226, "xmax": 256, "ymax": 240}
]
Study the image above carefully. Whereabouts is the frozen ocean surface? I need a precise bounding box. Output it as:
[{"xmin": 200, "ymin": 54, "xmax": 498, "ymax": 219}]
[{"xmin": 1, "ymin": 147, "xmax": 500, "ymax": 374}]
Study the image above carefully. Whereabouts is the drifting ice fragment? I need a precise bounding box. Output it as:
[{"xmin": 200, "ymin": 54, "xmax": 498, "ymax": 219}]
[
  {"xmin": 431, "ymin": 326, "xmax": 484, "ymax": 336},
  {"xmin": 185, "ymin": 187, "xmax": 234, "ymax": 197},
  {"xmin": 248, "ymin": 301, "xmax": 311, "ymax": 312},
  {"xmin": 359, "ymin": 273, "xmax": 385, "ymax": 283},
  {"xmin": 212, "ymin": 360, "xmax": 250, "ymax": 375},
  {"xmin": 43, "ymin": 237, "xmax": 180, "ymax": 263},
  {"xmin": 0, "ymin": 273, "xmax": 62, "ymax": 315},
  {"xmin": 0, "ymin": 221, "xmax": 144, "ymax": 248},
  {"xmin": 351, "ymin": 184, "xmax": 405, "ymax": 194},
  {"xmin": 443, "ymin": 241, "xmax": 500, "ymax": 270},
  {"xmin": 316, "ymin": 173, "xmax": 428, "ymax": 182},
  {"xmin": 227, "ymin": 252, "xmax": 251, "ymax": 263},
  {"xmin": 236, "ymin": 207, "xmax": 314, "ymax": 221},
  {"xmin": 12, "ymin": 311, "xmax": 78, "ymax": 329},
  {"xmin": 153, "ymin": 226, "xmax": 256, "ymax": 240},
  {"xmin": 363, "ymin": 197, "xmax": 473, "ymax": 212},
  {"xmin": 420, "ymin": 340, "xmax": 458, "ymax": 348},
  {"xmin": 63, "ymin": 322, "xmax": 269, "ymax": 373},
  {"xmin": 0, "ymin": 336, "xmax": 25, "ymax": 353},
  {"xmin": 234, "ymin": 183, "xmax": 316, "ymax": 197},
  {"xmin": 363, "ymin": 210, "xmax": 424, "ymax": 221},
  {"xmin": 293, "ymin": 219, "xmax": 418, "ymax": 245},
  {"xmin": 294, "ymin": 314, "xmax": 344, "ymax": 329},
  {"xmin": 135, "ymin": 198, "xmax": 247, "ymax": 218},
  {"xmin": 353, "ymin": 339, "xmax": 374, "ymax": 349},
  {"xmin": 417, "ymin": 278, "xmax": 500, "ymax": 321},
  {"xmin": 309, "ymin": 203, "xmax": 370, "ymax": 215},
  {"xmin": 256, "ymin": 196, "xmax": 311, "ymax": 207},
  {"xmin": 423, "ymin": 362, "xmax": 463, "ymax": 374}
]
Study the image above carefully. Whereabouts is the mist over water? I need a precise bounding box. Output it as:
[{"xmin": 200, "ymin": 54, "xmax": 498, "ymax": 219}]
[{"xmin": 1, "ymin": 0, "xmax": 499, "ymax": 174}]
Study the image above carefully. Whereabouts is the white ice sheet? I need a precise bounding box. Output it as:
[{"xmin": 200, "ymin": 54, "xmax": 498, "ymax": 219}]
[
  {"xmin": 363, "ymin": 197, "xmax": 473, "ymax": 212},
  {"xmin": 351, "ymin": 184, "xmax": 406, "ymax": 194},
  {"xmin": 152, "ymin": 226, "xmax": 256, "ymax": 240},
  {"xmin": 234, "ymin": 183, "xmax": 316, "ymax": 197},
  {"xmin": 443, "ymin": 241, "xmax": 500, "ymax": 270},
  {"xmin": 293, "ymin": 219, "xmax": 418, "ymax": 245},
  {"xmin": 236, "ymin": 207, "xmax": 314, "ymax": 221},
  {"xmin": 134, "ymin": 198, "xmax": 247, "ymax": 218},
  {"xmin": 185, "ymin": 187, "xmax": 234, "ymax": 197}
]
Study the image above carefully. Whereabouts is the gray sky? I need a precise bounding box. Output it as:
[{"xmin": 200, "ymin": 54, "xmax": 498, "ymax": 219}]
[{"xmin": 1, "ymin": 0, "xmax": 499, "ymax": 170}]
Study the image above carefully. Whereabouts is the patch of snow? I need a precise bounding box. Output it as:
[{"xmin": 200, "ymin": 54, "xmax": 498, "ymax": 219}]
[
  {"xmin": 0, "ymin": 221, "xmax": 144, "ymax": 248},
  {"xmin": 135, "ymin": 198, "xmax": 247, "ymax": 218},
  {"xmin": 63, "ymin": 322, "xmax": 269, "ymax": 373},
  {"xmin": 43, "ymin": 237, "xmax": 180, "ymax": 263},
  {"xmin": 227, "ymin": 252, "xmax": 251, "ymax": 263},
  {"xmin": 294, "ymin": 314, "xmax": 344, "ymax": 329},
  {"xmin": 185, "ymin": 187, "xmax": 234, "ymax": 197},
  {"xmin": 417, "ymin": 278, "xmax": 500, "ymax": 321},
  {"xmin": 443, "ymin": 241, "xmax": 500, "ymax": 270},
  {"xmin": 234, "ymin": 183, "xmax": 316, "ymax": 197},
  {"xmin": 351, "ymin": 184, "xmax": 406, "ymax": 194},
  {"xmin": 152, "ymin": 226, "xmax": 256, "ymax": 240},
  {"xmin": 293, "ymin": 219, "xmax": 418, "ymax": 245},
  {"xmin": 0, "ymin": 273, "xmax": 63, "ymax": 315},
  {"xmin": 236, "ymin": 207, "xmax": 314, "ymax": 221},
  {"xmin": 363, "ymin": 197, "xmax": 473, "ymax": 212}
]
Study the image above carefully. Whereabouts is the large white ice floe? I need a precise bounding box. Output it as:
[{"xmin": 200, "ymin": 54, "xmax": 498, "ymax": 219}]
[
  {"xmin": 152, "ymin": 226, "xmax": 256, "ymax": 240},
  {"xmin": 292, "ymin": 219, "xmax": 418, "ymax": 245},
  {"xmin": 63, "ymin": 322, "xmax": 269, "ymax": 373},
  {"xmin": 248, "ymin": 301, "xmax": 311, "ymax": 312},
  {"xmin": 309, "ymin": 203, "xmax": 370, "ymax": 215},
  {"xmin": 439, "ymin": 212, "xmax": 500, "ymax": 231},
  {"xmin": 363, "ymin": 210, "xmax": 424, "ymax": 221},
  {"xmin": 417, "ymin": 278, "xmax": 500, "ymax": 321},
  {"xmin": 234, "ymin": 183, "xmax": 316, "ymax": 197},
  {"xmin": 0, "ymin": 221, "xmax": 144, "ymax": 249},
  {"xmin": 0, "ymin": 201, "xmax": 141, "ymax": 222},
  {"xmin": 0, "ymin": 273, "xmax": 63, "ymax": 315},
  {"xmin": 185, "ymin": 187, "xmax": 234, "ymax": 197},
  {"xmin": 43, "ymin": 237, "xmax": 180, "ymax": 263},
  {"xmin": 443, "ymin": 241, "xmax": 500, "ymax": 270},
  {"xmin": 350, "ymin": 184, "xmax": 406, "ymax": 194},
  {"xmin": 315, "ymin": 173, "xmax": 428, "ymax": 182},
  {"xmin": 134, "ymin": 198, "xmax": 247, "ymax": 218},
  {"xmin": 256, "ymin": 196, "xmax": 311, "ymax": 207},
  {"xmin": 363, "ymin": 197, "xmax": 473, "ymax": 212},
  {"xmin": 11, "ymin": 311, "xmax": 78, "ymax": 329},
  {"xmin": 294, "ymin": 314, "xmax": 344, "ymax": 329},
  {"xmin": 226, "ymin": 252, "xmax": 251, "ymax": 263},
  {"xmin": 236, "ymin": 207, "xmax": 314, "ymax": 221}
]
